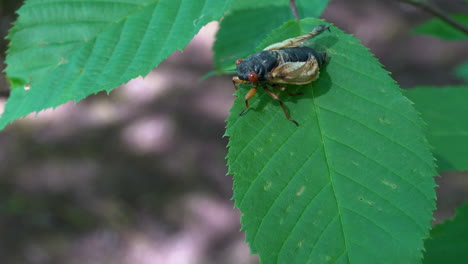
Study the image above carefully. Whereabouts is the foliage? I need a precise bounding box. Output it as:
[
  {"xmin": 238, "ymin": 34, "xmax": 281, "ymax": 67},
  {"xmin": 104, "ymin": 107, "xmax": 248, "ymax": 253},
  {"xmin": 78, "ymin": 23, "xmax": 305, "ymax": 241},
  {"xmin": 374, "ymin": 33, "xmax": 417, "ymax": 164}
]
[
  {"xmin": 405, "ymin": 86, "xmax": 468, "ymax": 171},
  {"xmin": 404, "ymin": 6, "xmax": 468, "ymax": 264},
  {"xmin": 225, "ymin": 18, "xmax": 436, "ymax": 263},
  {"xmin": 412, "ymin": 13, "xmax": 468, "ymax": 40},
  {"xmin": 1, "ymin": 0, "xmax": 468, "ymax": 264},
  {"xmin": 229, "ymin": 0, "xmax": 329, "ymax": 15},
  {"xmin": 423, "ymin": 202, "xmax": 468, "ymax": 264},
  {"xmin": 1, "ymin": 0, "xmax": 231, "ymax": 129},
  {"xmin": 455, "ymin": 60, "xmax": 468, "ymax": 82}
]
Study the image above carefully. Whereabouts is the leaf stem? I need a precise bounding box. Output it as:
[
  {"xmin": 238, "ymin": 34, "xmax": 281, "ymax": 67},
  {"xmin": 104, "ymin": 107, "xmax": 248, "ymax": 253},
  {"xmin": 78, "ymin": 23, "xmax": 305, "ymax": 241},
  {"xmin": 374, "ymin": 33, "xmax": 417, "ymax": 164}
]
[
  {"xmin": 289, "ymin": 0, "xmax": 300, "ymax": 21},
  {"xmin": 398, "ymin": 0, "xmax": 468, "ymax": 35}
]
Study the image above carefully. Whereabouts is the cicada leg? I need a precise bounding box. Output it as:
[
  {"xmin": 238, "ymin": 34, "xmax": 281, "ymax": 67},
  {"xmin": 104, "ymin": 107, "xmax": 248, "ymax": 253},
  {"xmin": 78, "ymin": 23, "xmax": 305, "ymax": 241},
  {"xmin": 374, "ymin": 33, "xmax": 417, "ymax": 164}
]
[
  {"xmin": 239, "ymin": 87, "xmax": 257, "ymax": 116},
  {"xmin": 263, "ymin": 87, "xmax": 299, "ymax": 126},
  {"xmin": 232, "ymin": 76, "xmax": 258, "ymax": 116},
  {"xmin": 232, "ymin": 76, "xmax": 250, "ymax": 90}
]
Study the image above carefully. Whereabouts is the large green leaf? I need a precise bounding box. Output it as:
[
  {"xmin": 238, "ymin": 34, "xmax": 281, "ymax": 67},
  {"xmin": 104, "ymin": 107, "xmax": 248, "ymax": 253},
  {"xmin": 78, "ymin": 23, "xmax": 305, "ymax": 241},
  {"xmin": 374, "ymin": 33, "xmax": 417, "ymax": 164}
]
[
  {"xmin": 226, "ymin": 19, "xmax": 437, "ymax": 263},
  {"xmin": 404, "ymin": 86, "xmax": 468, "ymax": 172},
  {"xmin": 213, "ymin": 0, "xmax": 329, "ymax": 71},
  {"xmin": 1, "ymin": 0, "xmax": 230, "ymax": 129},
  {"xmin": 412, "ymin": 14, "xmax": 468, "ymax": 41},
  {"xmin": 423, "ymin": 202, "xmax": 468, "ymax": 264}
]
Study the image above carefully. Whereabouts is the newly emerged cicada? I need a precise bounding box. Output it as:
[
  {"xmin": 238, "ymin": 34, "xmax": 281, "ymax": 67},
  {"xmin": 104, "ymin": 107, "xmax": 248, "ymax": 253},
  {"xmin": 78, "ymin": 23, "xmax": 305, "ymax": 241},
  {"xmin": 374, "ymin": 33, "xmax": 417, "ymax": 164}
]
[{"xmin": 232, "ymin": 25, "xmax": 330, "ymax": 126}]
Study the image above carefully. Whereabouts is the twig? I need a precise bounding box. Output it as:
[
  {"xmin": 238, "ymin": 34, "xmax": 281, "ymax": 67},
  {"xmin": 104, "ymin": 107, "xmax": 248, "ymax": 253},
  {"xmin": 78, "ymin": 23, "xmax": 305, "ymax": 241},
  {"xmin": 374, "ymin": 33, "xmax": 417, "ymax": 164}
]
[
  {"xmin": 289, "ymin": 0, "xmax": 300, "ymax": 21},
  {"xmin": 398, "ymin": 0, "xmax": 468, "ymax": 35}
]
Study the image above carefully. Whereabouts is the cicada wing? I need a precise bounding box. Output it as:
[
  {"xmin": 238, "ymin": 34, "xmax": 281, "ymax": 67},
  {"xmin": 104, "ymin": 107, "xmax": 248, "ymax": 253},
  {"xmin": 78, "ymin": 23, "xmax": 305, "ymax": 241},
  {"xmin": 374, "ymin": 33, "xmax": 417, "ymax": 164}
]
[
  {"xmin": 263, "ymin": 25, "xmax": 330, "ymax": 51},
  {"xmin": 267, "ymin": 57, "xmax": 320, "ymax": 85},
  {"xmin": 263, "ymin": 38, "xmax": 304, "ymax": 51}
]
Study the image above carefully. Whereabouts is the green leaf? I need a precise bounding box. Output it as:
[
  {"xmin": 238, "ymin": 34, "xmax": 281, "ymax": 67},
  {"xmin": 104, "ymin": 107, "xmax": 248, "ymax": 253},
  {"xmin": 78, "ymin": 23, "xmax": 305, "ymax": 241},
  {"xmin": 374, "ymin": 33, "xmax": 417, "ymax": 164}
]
[
  {"xmin": 228, "ymin": 0, "xmax": 286, "ymax": 10},
  {"xmin": 454, "ymin": 60, "xmax": 468, "ymax": 82},
  {"xmin": 423, "ymin": 202, "xmax": 468, "ymax": 264},
  {"xmin": 1, "ymin": 0, "xmax": 230, "ymax": 129},
  {"xmin": 226, "ymin": 19, "xmax": 437, "ymax": 263},
  {"xmin": 228, "ymin": 0, "xmax": 329, "ymax": 17},
  {"xmin": 214, "ymin": 0, "xmax": 329, "ymax": 72},
  {"xmin": 412, "ymin": 14, "xmax": 468, "ymax": 41},
  {"xmin": 404, "ymin": 86, "xmax": 468, "ymax": 172},
  {"xmin": 295, "ymin": 0, "xmax": 330, "ymax": 18}
]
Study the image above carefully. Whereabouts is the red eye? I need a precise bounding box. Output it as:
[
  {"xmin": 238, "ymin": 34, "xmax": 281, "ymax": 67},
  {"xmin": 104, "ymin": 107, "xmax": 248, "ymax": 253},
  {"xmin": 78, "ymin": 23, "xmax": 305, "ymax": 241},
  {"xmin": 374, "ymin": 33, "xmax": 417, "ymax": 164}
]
[
  {"xmin": 248, "ymin": 72, "xmax": 258, "ymax": 83},
  {"xmin": 235, "ymin": 59, "xmax": 243, "ymax": 65}
]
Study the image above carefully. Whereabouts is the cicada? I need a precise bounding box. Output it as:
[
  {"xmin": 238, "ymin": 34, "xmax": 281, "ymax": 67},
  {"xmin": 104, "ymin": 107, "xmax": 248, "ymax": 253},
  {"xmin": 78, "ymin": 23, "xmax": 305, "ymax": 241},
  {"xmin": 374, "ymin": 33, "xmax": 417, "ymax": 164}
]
[{"xmin": 232, "ymin": 25, "xmax": 330, "ymax": 126}]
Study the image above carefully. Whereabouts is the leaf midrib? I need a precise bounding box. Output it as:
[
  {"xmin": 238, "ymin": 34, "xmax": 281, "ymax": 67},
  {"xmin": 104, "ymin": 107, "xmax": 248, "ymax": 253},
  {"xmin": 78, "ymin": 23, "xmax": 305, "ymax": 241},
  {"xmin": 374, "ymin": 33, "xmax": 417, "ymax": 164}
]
[{"xmin": 310, "ymin": 87, "xmax": 351, "ymax": 263}]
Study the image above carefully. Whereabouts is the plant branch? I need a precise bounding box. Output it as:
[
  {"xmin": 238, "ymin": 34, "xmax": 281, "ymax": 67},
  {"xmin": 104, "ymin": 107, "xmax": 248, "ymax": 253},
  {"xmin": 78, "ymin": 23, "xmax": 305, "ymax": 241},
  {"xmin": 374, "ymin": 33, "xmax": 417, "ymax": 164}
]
[
  {"xmin": 398, "ymin": 0, "xmax": 468, "ymax": 35},
  {"xmin": 289, "ymin": 0, "xmax": 300, "ymax": 21}
]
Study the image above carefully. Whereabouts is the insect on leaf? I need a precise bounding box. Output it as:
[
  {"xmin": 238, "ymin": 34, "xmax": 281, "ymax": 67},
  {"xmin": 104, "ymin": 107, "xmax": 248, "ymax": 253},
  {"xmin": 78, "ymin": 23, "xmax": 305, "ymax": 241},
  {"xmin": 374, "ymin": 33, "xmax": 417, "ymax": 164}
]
[
  {"xmin": 1, "ymin": 0, "xmax": 231, "ymax": 130},
  {"xmin": 226, "ymin": 19, "xmax": 437, "ymax": 263},
  {"xmin": 214, "ymin": 0, "xmax": 329, "ymax": 73},
  {"xmin": 404, "ymin": 86, "xmax": 468, "ymax": 172}
]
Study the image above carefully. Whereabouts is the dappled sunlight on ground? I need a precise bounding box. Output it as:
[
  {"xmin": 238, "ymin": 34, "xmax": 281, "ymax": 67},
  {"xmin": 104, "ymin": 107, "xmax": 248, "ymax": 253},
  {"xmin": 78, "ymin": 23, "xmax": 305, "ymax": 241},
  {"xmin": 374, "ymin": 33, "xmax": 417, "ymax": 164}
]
[
  {"xmin": 121, "ymin": 115, "xmax": 175, "ymax": 154},
  {"xmin": 0, "ymin": 1, "xmax": 467, "ymax": 264}
]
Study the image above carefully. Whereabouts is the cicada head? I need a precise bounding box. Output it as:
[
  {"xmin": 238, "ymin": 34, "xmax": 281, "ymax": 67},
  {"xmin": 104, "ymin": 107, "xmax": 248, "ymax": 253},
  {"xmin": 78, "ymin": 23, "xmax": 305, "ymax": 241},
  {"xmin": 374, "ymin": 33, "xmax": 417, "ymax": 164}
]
[
  {"xmin": 236, "ymin": 59, "xmax": 258, "ymax": 82},
  {"xmin": 236, "ymin": 51, "xmax": 277, "ymax": 82}
]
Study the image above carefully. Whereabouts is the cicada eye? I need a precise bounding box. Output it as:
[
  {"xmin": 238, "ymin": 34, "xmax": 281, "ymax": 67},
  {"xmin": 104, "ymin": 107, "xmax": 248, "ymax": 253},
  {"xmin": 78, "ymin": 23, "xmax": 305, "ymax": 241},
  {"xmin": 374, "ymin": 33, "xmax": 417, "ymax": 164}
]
[
  {"xmin": 248, "ymin": 72, "xmax": 258, "ymax": 83},
  {"xmin": 235, "ymin": 59, "xmax": 243, "ymax": 65}
]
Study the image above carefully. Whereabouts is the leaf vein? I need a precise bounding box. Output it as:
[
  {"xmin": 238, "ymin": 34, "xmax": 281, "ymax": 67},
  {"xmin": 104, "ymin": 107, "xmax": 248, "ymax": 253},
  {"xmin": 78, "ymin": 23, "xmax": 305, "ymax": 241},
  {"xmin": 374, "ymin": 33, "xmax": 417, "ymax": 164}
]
[
  {"xmin": 323, "ymin": 135, "xmax": 431, "ymax": 200},
  {"xmin": 331, "ymin": 80, "xmax": 420, "ymax": 128},
  {"xmin": 333, "ymin": 170, "xmax": 426, "ymax": 233},
  {"xmin": 276, "ymin": 181, "xmax": 332, "ymax": 262},
  {"xmin": 332, "ymin": 56, "xmax": 389, "ymax": 84},
  {"xmin": 240, "ymin": 127, "xmax": 303, "ymax": 240},
  {"xmin": 312, "ymin": 87, "xmax": 351, "ymax": 263},
  {"xmin": 229, "ymin": 94, "xmax": 283, "ymax": 170},
  {"xmin": 318, "ymin": 105, "xmax": 433, "ymax": 170},
  {"xmin": 304, "ymin": 214, "xmax": 339, "ymax": 263},
  {"xmin": 253, "ymin": 146, "xmax": 325, "ymax": 251},
  {"xmin": 342, "ymin": 206, "xmax": 403, "ymax": 244}
]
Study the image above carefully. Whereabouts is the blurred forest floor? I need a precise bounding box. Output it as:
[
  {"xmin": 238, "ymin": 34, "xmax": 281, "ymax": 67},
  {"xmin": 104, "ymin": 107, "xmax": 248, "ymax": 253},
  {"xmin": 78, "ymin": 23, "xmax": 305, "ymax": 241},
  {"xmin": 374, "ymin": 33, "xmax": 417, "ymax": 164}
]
[{"xmin": 0, "ymin": 0, "xmax": 467, "ymax": 263}]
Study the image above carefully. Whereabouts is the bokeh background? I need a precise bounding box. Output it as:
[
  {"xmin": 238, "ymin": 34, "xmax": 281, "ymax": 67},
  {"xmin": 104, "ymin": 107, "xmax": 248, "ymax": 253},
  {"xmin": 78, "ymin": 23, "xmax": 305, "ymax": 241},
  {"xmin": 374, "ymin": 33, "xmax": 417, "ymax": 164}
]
[{"xmin": 0, "ymin": 0, "xmax": 467, "ymax": 263}]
